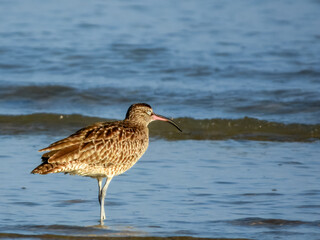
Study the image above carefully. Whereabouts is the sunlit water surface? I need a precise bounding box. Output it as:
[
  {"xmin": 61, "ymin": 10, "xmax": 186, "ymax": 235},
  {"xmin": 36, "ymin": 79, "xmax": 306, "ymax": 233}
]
[
  {"xmin": 1, "ymin": 0, "xmax": 320, "ymax": 239},
  {"xmin": 1, "ymin": 136, "xmax": 320, "ymax": 240}
]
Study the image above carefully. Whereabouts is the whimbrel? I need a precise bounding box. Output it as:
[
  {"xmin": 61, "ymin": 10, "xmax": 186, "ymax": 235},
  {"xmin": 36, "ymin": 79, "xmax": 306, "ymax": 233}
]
[{"xmin": 31, "ymin": 103, "xmax": 181, "ymax": 223}]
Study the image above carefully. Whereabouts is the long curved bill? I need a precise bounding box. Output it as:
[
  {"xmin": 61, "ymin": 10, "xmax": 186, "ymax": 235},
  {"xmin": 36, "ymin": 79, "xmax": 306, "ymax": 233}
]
[{"xmin": 152, "ymin": 113, "xmax": 182, "ymax": 132}]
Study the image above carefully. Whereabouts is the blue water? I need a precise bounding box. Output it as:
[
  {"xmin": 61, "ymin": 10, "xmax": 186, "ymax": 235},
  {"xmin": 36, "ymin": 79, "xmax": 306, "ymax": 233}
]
[
  {"xmin": 1, "ymin": 136, "xmax": 320, "ymax": 239},
  {"xmin": 1, "ymin": 0, "xmax": 320, "ymax": 239},
  {"xmin": 1, "ymin": 0, "xmax": 320, "ymax": 122}
]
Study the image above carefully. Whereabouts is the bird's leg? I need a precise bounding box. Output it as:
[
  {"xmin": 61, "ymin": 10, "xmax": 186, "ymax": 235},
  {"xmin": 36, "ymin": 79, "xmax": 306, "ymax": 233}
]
[
  {"xmin": 99, "ymin": 176, "xmax": 113, "ymax": 224},
  {"xmin": 97, "ymin": 177, "xmax": 103, "ymax": 205}
]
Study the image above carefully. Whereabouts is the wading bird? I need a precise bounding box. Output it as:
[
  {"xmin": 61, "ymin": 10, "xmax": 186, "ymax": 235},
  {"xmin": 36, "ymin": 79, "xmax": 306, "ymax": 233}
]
[{"xmin": 31, "ymin": 103, "xmax": 181, "ymax": 224}]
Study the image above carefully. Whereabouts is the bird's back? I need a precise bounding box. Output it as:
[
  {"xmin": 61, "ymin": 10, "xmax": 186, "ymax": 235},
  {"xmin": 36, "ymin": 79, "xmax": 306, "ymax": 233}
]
[{"xmin": 31, "ymin": 120, "xmax": 149, "ymax": 178}]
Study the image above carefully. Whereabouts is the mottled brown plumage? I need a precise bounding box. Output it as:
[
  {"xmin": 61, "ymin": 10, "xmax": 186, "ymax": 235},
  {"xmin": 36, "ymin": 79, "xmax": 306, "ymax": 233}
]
[
  {"xmin": 32, "ymin": 120, "xmax": 149, "ymax": 177},
  {"xmin": 31, "ymin": 103, "xmax": 181, "ymax": 223}
]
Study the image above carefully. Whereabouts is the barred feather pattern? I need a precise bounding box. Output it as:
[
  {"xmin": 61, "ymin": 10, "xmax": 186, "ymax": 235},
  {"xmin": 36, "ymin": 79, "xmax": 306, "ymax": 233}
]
[{"xmin": 31, "ymin": 120, "xmax": 149, "ymax": 178}]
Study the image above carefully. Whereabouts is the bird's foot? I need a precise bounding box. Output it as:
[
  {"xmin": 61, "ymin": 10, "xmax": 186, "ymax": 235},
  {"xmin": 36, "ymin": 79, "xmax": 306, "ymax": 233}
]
[
  {"xmin": 100, "ymin": 211, "xmax": 106, "ymax": 221},
  {"xmin": 100, "ymin": 215, "xmax": 106, "ymax": 225}
]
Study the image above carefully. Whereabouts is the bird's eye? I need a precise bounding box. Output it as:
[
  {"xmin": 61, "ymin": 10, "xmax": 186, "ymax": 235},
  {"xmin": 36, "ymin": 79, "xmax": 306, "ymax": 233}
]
[{"xmin": 147, "ymin": 110, "xmax": 152, "ymax": 115}]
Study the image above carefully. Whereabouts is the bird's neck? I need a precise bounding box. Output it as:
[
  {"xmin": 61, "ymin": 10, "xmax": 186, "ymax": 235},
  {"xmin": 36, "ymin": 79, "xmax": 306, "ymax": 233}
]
[{"xmin": 124, "ymin": 119, "xmax": 149, "ymax": 130}]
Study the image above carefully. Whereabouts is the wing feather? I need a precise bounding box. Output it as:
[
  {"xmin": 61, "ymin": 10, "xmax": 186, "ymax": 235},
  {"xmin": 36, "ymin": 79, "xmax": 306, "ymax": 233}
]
[{"xmin": 32, "ymin": 120, "xmax": 143, "ymax": 175}]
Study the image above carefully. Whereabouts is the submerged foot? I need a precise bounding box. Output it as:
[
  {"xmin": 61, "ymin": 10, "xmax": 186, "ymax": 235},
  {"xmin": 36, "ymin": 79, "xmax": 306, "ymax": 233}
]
[
  {"xmin": 99, "ymin": 219, "xmax": 104, "ymax": 225},
  {"xmin": 100, "ymin": 214, "xmax": 106, "ymax": 225}
]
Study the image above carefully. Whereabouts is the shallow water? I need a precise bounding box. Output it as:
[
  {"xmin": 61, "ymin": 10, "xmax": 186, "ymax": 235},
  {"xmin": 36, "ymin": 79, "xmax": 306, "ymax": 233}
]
[
  {"xmin": 1, "ymin": 136, "xmax": 320, "ymax": 239},
  {"xmin": 1, "ymin": 0, "xmax": 320, "ymax": 239}
]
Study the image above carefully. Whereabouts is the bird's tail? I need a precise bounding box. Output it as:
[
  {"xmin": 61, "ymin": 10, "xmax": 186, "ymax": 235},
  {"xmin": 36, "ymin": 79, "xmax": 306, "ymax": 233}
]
[{"xmin": 31, "ymin": 163, "xmax": 63, "ymax": 174}]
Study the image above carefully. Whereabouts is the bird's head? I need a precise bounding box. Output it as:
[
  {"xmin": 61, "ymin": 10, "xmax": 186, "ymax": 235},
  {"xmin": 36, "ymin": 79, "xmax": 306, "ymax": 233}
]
[{"xmin": 125, "ymin": 103, "xmax": 182, "ymax": 132}]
